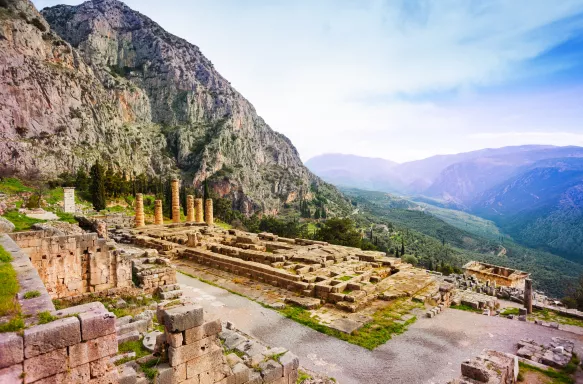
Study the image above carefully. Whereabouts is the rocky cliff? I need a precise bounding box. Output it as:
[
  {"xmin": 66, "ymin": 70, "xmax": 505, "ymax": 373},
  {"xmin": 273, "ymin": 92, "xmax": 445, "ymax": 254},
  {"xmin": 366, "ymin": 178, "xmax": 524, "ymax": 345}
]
[{"xmin": 0, "ymin": 0, "xmax": 337, "ymax": 214}]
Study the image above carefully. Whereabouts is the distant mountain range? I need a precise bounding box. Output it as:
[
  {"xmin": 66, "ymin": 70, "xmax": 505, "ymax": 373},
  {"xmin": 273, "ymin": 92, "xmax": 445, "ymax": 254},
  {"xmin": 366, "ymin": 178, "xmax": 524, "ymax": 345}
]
[{"xmin": 306, "ymin": 145, "xmax": 583, "ymax": 261}]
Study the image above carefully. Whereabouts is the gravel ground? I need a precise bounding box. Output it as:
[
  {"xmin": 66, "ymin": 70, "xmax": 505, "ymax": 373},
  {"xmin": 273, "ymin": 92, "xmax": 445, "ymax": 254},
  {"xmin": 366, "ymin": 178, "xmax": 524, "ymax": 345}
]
[{"xmin": 177, "ymin": 273, "xmax": 583, "ymax": 384}]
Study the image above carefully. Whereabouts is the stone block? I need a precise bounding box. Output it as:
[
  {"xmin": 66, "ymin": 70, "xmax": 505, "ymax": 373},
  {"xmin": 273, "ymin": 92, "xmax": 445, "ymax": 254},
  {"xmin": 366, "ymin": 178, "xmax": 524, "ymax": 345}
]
[
  {"xmin": 87, "ymin": 368, "xmax": 119, "ymax": 384},
  {"xmin": 232, "ymin": 362, "xmax": 250, "ymax": 384},
  {"xmin": 0, "ymin": 332, "xmax": 23, "ymax": 369},
  {"xmin": 185, "ymin": 348, "xmax": 224, "ymax": 377},
  {"xmin": 279, "ymin": 352, "xmax": 299, "ymax": 377},
  {"xmin": 169, "ymin": 336, "xmax": 220, "ymax": 367},
  {"xmin": 23, "ymin": 347, "xmax": 68, "ymax": 383},
  {"xmin": 460, "ymin": 360, "xmax": 490, "ymax": 382},
  {"xmin": 52, "ymin": 302, "xmax": 106, "ymax": 318},
  {"xmin": 288, "ymin": 369, "xmax": 299, "ymax": 384},
  {"xmin": 24, "ymin": 316, "xmax": 81, "ymax": 358},
  {"xmin": 184, "ymin": 317, "xmax": 222, "ymax": 344},
  {"xmin": 163, "ymin": 305, "xmax": 204, "ymax": 332},
  {"xmin": 69, "ymin": 333, "xmax": 118, "ymax": 367},
  {"xmin": 117, "ymin": 330, "xmax": 140, "ymax": 345},
  {"xmin": 79, "ymin": 310, "xmax": 116, "ymax": 341},
  {"xmin": 116, "ymin": 316, "xmax": 133, "ymax": 326},
  {"xmin": 118, "ymin": 319, "xmax": 149, "ymax": 335},
  {"xmin": 0, "ymin": 364, "xmax": 23, "ymax": 384},
  {"xmin": 156, "ymin": 362, "xmax": 186, "ymax": 384},
  {"xmin": 36, "ymin": 362, "xmax": 91, "ymax": 384},
  {"xmin": 166, "ymin": 331, "xmax": 184, "ymax": 348},
  {"xmin": 259, "ymin": 360, "xmax": 283, "ymax": 383},
  {"xmin": 90, "ymin": 356, "xmax": 113, "ymax": 378}
]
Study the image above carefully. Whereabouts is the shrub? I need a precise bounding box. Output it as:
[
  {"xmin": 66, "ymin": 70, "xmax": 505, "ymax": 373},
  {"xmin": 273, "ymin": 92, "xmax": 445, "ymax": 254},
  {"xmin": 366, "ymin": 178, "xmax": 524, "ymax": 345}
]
[{"xmin": 30, "ymin": 17, "xmax": 46, "ymax": 32}]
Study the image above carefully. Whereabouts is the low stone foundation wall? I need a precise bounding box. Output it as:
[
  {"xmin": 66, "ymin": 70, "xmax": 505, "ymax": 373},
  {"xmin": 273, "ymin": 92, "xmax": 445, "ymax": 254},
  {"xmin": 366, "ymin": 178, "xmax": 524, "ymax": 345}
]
[
  {"xmin": 0, "ymin": 302, "xmax": 118, "ymax": 384},
  {"xmin": 9, "ymin": 231, "xmax": 133, "ymax": 298},
  {"xmin": 158, "ymin": 303, "xmax": 299, "ymax": 384}
]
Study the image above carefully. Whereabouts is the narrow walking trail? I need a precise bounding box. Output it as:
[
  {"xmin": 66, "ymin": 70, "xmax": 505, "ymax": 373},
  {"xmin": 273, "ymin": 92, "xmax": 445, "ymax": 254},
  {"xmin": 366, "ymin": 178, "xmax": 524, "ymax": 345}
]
[{"xmin": 177, "ymin": 273, "xmax": 583, "ymax": 384}]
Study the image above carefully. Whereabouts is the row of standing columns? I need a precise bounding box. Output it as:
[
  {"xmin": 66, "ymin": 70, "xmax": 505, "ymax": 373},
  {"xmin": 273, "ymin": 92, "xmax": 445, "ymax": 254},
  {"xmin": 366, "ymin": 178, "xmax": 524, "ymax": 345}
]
[{"xmin": 134, "ymin": 180, "xmax": 213, "ymax": 227}]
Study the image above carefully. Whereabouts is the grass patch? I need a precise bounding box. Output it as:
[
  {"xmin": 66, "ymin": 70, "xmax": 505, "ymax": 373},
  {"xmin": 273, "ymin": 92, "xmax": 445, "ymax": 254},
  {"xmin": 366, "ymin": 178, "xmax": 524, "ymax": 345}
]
[
  {"xmin": 528, "ymin": 309, "xmax": 583, "ymax": 328},
  {"xmin": 0, "ymin": 245, "xmax": 20, "ymax": 320},
  {"xmin": 297, "ymin": 369, "xmax": 312, "ymax": 383},
  {"xmin": 450, "ymin": 304, "xmax": 482, "ymax": 313},
  {"xmin": 44, "ymin": 188, "xmax": 63, "ymax": 205},
  {"xmin": 55, "ymin": 211, "xmax": 77, "ymax": 224},
  {"xmin": 23, "ymin": 290, "xmax": 41, "ymax": 299},
  {"xmin": 500, "ymin": 307, "xmax": 520, "ymax": 316},
  {"xmin": 2, "ymin": 210, "xmax": 45, "ymax": 231},
  {"xmin": 0, "ymin": 178, "xmax": 32, "ymax": 194},
  {"xmin": 138, "ymin": 356, "xmax": 166, "ymax": 382},
  {"xmin": 0, "ymin": 245, "xmax": 12, "ymax": 263},
  {"xmin": 518, "ymin": 361, "xmax": 574, "ymax": 384},
  {"xmin": 37, "ymin": 311, "xmax": 57, "ymax": 324},
  {"xmin": 119, "ymin": 339, "xmax": 151, "ymax": 359},
  {"xmin": 215, "ymin": 219, "xmax": 232, "ymax": 230},
  {"xmin": 0, "ymin": 316, "xmax": 24, "ymax": 332},
  {"xmin": 279, "ymin": 300, "xmax": 418, "ymax": 350},
  {"xmin": 337, "ymin": 276, "xmax": 353, "ymax": 282}
]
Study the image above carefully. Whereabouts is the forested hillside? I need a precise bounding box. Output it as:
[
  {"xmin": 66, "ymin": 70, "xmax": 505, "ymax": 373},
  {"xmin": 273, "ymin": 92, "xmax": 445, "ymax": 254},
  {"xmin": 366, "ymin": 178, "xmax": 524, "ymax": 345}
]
[{"xmin": 343, "ymin": 188, "xmax": 583, "ymax": 298}]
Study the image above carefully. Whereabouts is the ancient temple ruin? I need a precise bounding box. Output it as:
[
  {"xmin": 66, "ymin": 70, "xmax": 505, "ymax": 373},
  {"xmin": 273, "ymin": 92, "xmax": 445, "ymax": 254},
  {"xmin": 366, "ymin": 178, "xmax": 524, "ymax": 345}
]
[{"xmin": 463, "ymin": 261, "xmax": 530, "ymax": 289}]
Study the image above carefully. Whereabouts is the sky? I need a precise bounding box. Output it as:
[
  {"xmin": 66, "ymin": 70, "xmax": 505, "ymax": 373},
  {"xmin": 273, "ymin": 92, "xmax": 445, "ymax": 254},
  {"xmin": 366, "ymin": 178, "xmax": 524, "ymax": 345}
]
[{"xmin": 34, "ymin": 0, "xmax": 583, "ymax": 163}]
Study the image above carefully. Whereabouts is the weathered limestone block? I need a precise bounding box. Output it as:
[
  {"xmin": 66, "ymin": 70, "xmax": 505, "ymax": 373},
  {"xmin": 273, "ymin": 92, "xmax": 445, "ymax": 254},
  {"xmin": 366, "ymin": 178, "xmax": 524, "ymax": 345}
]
[
  {"xmin": 154, "ymin": 200, "xmax": 164, "ymax": 225},
  {"xmin": 68, "ymin": 333, "xmax": 118, "ymax": 368},
  {"xmin": 0, "ymin": 332, "xmax": 23, "ymax": 369},
  {"xmin": 259, "ymin": 359, "xmax": 283, "ymax": 383},
  {"xmin": 195, "ymin": 198, "xmax": 204, "ymax": 223},
  {"xmin": 156, "ymin": 362, "xmax": 187, "ymax": 384},
  {"xmin": 163, "ymin": 304, "xmax": 204, "ymax": 332},
  {"xmin": 23, "ymin": 347, "xmax": 68, "ymax": 383},
  {"xmin": 24, "ymin": 316, "xmax": 81, "ymax": 358},
  {"xmin": 183, "ymin": 317, "xmax": 222, "ymax": 345},
  {"xmin": 78, "ymin": 310, "xmax": 116, "ymax": 341},
  {"xmin": 49, "ymin": 362, "xmax": 90, "ymax": 383},
  {"xmin": 279, "ymin": 351, "xmax": 299, "ymax": 377},
  {"xmin": 168, "ymin": 336, "xmax": 221, "ymax": 367},
  {"xmin": 205, "ymin": 198, "xmax": 213, "ymax": 226},
  {"xmin": 0, "ymin": 364, "xmax": 23, "ymax": 384},
  {"xmin": 171, "ymin": 179, "xmax": 180, "ymax": 223},
  {"xmin": 135, "ymin": 193, "xmax": 145, "ymax": 228},
  {"xmin": 184, "ymin": 349, "xmax": 224, "ymax": 378},
  {"xmin": 64, "ymin": 187, "xmax": 76, "ymax": 213}
]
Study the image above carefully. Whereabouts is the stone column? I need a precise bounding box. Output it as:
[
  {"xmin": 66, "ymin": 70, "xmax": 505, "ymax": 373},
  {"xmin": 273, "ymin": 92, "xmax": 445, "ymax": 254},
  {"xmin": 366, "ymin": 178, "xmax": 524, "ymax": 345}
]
[
  {"xmin": 135, "ymin": 193, "xmax": 145, "ymax": 227},
  {"xmin": 524, "ymin": 279, "xmax": 533, "ymax": 314},
  {"xmin": 195, "ymin": 198, "xmax": 204, "ymax": 223},
  {"xmin": 171, "ymin": 179, "xmax": 180, "ymax": 223},
  {"xmin": 186, "ymin": 195, "xmax": 195, "ymax": 222},
  {"xmin": 63, "ymin": 187, "xmax": 75, "ymax": 213},
  {"xmin": 205, "ymin": 198, "xmax": 213, "ymax": 226},
  {"xmin": 154, "ymin": 199, "xmax": 163, "ymax": 225}
]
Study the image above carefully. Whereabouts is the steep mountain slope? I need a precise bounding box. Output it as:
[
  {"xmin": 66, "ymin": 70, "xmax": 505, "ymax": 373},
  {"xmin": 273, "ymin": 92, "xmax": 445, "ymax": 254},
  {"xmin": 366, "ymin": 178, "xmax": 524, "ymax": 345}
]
[
  {"xmin": 305, "ymin": 154, "xmax": 402, "ymax": 192},
  {"xmin": 1, "ymin": 0, "xmax": 344, "ymax": 214},
  {"xmin": 0, "ymin": 0, "xmax": 173, "ymax": 177},
  {"xmin": 473, "ymin": 158, "xmax": 583, "ymax": 261}
]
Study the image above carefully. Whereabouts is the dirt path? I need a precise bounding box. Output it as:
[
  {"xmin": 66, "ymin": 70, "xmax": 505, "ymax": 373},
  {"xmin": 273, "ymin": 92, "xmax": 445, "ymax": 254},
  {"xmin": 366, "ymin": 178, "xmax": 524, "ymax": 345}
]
[{"xmin": 177, "ymin": 272, "xmax": 583, "ymax": 384}]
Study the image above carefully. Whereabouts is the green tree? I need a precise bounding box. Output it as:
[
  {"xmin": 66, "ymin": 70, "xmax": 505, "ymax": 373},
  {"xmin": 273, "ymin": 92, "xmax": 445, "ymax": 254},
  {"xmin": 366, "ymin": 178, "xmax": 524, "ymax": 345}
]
[
  {"xmin": 314, "ymin": 207, "xmax": 321, "ymax": 220},
  {"xmin": 316, "ymin": 218, "xmax": 361, "ymax": 248},
  {"xmin": 401, "ymin": 238, "xmax": 405, "ymax": 255},
  {"xmin": 75, "ymin": 168, "xmax": 89, "ymax": 194},
  {"xmin": 90, "ymin": 161, "xmax": 106, "ymax": 211}
]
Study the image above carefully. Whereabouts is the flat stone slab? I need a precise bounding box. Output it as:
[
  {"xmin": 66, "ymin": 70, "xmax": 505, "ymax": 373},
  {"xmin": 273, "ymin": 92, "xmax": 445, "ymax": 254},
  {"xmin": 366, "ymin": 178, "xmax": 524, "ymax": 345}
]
[
  {"xmin": 284, "ymin": 296, "xmax": 321, "ymax": 309},
  {"xmin": 329, "ymin": 318, "xmax": 362, "ymax": 334}
]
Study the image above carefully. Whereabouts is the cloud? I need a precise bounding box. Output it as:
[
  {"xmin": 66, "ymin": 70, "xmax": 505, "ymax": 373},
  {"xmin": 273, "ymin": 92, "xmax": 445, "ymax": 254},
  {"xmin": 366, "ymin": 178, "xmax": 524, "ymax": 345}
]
[{"xmin": 33, "ymin": 0, "xmax": 583, "ymax": 162}]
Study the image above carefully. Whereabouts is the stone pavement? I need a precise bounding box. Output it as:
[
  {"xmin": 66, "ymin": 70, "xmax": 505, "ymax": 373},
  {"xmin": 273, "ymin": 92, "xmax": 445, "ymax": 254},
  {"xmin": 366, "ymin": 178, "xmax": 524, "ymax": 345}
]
[{"xmin": 177, "ymin": 272, "xmax": 583, "ymax": 384}]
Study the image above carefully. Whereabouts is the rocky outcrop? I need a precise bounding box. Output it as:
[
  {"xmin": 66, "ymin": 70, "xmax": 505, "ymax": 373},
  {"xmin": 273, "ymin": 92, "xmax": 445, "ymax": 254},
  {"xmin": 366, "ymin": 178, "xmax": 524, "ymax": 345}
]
[{"xmin": 0, "ymin": 0, "xmax": 346, "ymax": 214}]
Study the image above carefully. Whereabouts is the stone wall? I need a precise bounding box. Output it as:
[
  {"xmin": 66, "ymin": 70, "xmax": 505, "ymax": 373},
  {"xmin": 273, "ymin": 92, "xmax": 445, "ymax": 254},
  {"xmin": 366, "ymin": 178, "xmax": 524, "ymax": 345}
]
[
  {"xmin": 158, "ymin": 303, "xmax": 299, "ymax": 384},
  {"xmin": 9, "ymin": 231, "xmax": 133, "ymax": 299},
  {"xmin": 0, "ymin": 302, "xmax": 118, "ymax": 384}
]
